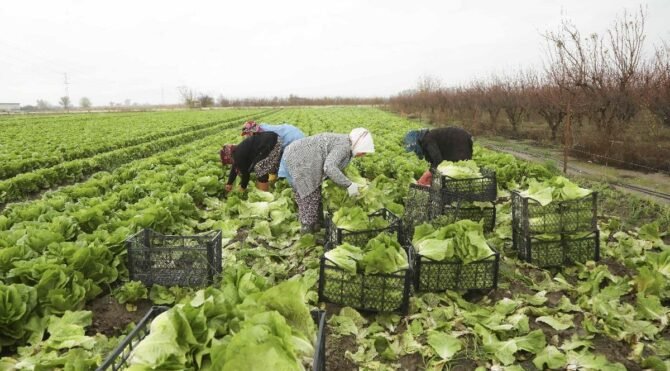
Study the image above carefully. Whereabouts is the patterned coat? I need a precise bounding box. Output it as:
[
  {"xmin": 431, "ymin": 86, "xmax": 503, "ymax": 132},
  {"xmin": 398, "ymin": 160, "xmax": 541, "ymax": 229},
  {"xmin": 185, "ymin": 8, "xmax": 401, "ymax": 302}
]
[{"xmin": 283, "ymin": 133, "xmax": 353, "ymax": 199}]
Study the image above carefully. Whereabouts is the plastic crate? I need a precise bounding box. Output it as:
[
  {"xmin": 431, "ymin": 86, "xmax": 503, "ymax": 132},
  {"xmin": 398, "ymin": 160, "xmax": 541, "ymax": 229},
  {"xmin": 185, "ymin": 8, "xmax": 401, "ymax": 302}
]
[
  {"xmin": 126, "ymin": 229, "xmax": 222, "ymax": 287},
  {"xmin": 318, "ymin": 244, "xmax": 414, "ymax": 314},
  {"xmin": 413, "ymin": 245, "xmax": 500, "ymax": 292},
  {"xmin": 326, "ymin": 208, "xmax": 402, "ymax": 247},
  {"xmin": 440, "ymin": 203, "xmax": 496, "ymax": 233},
  {"xmin": 98, "ymin": 307, "xmax": 327, "ymax": 371},
  {"xmin": 97, "ymin": 306, "xmax": 169, "ymax": 371},
  {"xmin": 511, "ymin": 190, "xmax": 598, "ymax": 235},
  {"xmin": 402, "ymin": 184, "xmax": 496, "ymax": 243},
  {"xmin": 513, "ymin": 229, "xmax": 600, "ymax": 268},
  {"xmin": 435, "ymin": 167, "xmax": 497, "ymax": 203}
]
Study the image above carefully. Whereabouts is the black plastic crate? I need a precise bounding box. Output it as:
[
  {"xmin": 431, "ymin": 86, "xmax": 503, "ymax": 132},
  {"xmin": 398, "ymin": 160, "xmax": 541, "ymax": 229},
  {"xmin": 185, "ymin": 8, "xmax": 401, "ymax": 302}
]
[
  {"xmin": 97, "ymin": 306, "xmax": 169, "ymax": 371},
  {"xmin": 326, "ymin": 208, "xmax": 402, "ymax": 247},
  {"xmin": 318, "ymin": 244, "xmax": 414, "ymax": 314},
  {"xmin": 440, "ymin": 203, "xmax": 496, "ymax": 233},
  {"xmin": 413, "ymin": 245, "xmax": 500, "ymax": 292},
  {"xmin": 511, "ymin": 190, "xmax": 598, "ymax": 235},
  {"xmin": 434, "ymin": 167, "xmax": 497, "ymax": 203},
  {"xmin": 404, "ymin": 183, "xmax": 445, "ymax": 222},
  {"xmin": 312, "ymin": 310, "xmax": 327, "ymax": 371},
  {"xmin": 126, "ymin": 229, "xmax": 222, "ymax": 287},
  {"xmin": 513, "ymin": 229, "xmax": 600, "ymax": 268},
  {"xmin": 402, "ymin": 184, "xmax": 496, "ymax": 244},
  {"xmin": 98, "ymin": 307, "xmax": 327, "ymax": 371}
]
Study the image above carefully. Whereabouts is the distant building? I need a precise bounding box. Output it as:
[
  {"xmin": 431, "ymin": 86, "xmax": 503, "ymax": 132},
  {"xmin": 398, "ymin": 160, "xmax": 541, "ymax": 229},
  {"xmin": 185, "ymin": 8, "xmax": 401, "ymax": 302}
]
[{"xmin": 0, "ymin": 103, "xmax": 20, "ymax": 112}]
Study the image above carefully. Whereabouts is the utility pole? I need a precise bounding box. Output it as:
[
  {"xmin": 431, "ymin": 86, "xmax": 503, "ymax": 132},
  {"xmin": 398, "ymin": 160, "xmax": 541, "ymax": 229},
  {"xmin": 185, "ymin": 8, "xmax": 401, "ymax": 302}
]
[
  {"xmin": 563, "ymin": 99, "xmax": 572, "ymax": 174},
  {"xmin": 64, "ymin": 72, "xmax": 70, "ymax": 98}
]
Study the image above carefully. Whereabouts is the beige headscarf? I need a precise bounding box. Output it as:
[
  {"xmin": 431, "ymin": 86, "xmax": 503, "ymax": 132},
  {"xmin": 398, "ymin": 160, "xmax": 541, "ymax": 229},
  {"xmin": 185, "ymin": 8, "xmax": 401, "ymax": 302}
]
[{"xmin": 349, "ymin": 128, "xmax": 375, "ymax": 155}]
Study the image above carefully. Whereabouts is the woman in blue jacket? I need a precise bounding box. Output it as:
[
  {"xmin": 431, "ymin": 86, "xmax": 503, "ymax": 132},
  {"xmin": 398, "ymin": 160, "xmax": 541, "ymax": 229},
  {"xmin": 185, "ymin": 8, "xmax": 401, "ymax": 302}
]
[{"xmin": 241, "ymin": 121, "xmax": 305, "ymax": 180}]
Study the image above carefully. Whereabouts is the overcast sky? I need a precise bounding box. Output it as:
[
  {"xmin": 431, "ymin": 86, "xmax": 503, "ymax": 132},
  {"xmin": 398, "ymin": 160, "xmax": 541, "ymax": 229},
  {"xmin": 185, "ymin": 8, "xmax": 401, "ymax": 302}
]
[{"xmin": 1, "ymin": 0, "xmax": 669, "ymax": 106}]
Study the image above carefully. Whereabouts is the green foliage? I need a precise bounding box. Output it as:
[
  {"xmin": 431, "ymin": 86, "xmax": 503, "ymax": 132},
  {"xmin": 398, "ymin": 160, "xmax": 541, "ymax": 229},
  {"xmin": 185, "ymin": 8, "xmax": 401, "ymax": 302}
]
[{"xmin": 113, "ymin": 281, "xmax": 148, "ymax": 304}]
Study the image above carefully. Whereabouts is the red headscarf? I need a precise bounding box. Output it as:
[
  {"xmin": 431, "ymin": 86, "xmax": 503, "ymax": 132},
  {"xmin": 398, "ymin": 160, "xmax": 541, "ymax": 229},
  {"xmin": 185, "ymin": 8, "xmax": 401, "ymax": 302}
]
[
  {"xmin": 241, "ymin": 121, "xmax": 262, "ymax": 136},
  {"xmin": 219, "ymin": 144, "xmax": 236, "ymax": 165}
]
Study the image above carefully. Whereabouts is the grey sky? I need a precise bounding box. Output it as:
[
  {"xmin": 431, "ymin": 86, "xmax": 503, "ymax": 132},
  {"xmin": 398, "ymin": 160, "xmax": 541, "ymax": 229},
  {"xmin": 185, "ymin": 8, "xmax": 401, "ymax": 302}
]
[{"xmin": 1, "ymin": 0, "xmax": 669, "ymax": 106}]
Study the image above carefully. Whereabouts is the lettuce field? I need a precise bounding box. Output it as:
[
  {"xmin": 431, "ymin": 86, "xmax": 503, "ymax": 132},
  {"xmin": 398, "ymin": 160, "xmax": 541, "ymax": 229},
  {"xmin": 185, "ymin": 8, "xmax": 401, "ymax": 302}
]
[{"xmin": 0, "ymin": 107, "xmax": 669, "ymax": 370}]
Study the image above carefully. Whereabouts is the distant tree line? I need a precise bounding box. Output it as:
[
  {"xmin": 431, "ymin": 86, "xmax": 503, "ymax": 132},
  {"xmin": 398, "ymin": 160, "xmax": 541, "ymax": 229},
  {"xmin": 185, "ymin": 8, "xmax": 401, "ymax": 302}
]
[{"xmin": 177, "ymin": 86, "xmax": 387, "ymax": 108}]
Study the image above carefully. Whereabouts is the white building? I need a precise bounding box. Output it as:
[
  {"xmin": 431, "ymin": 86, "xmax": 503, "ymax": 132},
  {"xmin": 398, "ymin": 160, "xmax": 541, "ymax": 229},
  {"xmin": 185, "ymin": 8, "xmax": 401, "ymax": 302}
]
[{"xmin": 0, "ymin": 103, "xmax": 20, "ymax": 112}]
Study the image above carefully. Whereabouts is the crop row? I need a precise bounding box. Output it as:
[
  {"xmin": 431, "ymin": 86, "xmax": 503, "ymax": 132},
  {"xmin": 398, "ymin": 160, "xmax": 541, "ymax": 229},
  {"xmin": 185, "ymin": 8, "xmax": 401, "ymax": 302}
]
[
  {"xmin": 0, "ymin": 110, "xmax": 279, "ymax": 206},
  {"xmin": 0, "ymin": 109, "xmax": 266, "ymax": 180},
  {"xmin": 0, "ymin": 110, "xmax": 299, "ymax": 353}
]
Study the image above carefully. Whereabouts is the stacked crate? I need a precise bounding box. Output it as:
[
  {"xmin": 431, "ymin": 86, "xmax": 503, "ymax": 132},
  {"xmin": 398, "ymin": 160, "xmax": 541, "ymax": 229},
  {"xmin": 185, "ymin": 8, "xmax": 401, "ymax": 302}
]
[
  {"xmin": 318, "ymin": 208, "xmax": 413, "ymax": 314},
  {"xmin": 511, "ymin": 191, "xmax": 599, "ymax": 268},
  {"xmin": 403, "ymin": 168, "xmax": 500, "ymax": 292}
]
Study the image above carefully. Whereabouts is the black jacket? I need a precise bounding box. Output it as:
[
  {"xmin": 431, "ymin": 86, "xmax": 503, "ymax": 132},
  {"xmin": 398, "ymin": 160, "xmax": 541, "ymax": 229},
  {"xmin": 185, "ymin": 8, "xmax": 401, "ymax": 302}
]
[
  {"xmin": 227, "ymin": 132, "xmax": 278, "ymax": 189},
  {"xmin": 419, "ymin": 127, "xmax": 473, "ymax": 168}
]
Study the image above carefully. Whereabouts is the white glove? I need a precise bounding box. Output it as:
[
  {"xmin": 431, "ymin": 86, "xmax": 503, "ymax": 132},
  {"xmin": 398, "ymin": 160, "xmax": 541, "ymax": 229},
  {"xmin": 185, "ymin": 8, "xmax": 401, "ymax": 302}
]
[{"xmin": 347, "ymin": 182, "xmax": 360, "ymax": 197}]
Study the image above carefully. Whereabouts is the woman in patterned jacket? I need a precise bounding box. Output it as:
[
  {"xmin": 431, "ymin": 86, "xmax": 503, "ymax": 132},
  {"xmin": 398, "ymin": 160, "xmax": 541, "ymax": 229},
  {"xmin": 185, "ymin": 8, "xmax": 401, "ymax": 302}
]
[
  {"xmin": 220, "ymin": 131, "xmax": 282, "ymax": 192},
  {"xmin": 283, "ymin": 128, "xmax": 375, "ymax": 234}
]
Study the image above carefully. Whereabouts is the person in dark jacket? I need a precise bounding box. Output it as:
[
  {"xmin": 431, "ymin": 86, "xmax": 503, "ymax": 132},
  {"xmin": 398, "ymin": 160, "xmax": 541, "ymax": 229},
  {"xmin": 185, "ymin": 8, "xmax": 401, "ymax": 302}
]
[
  {"xmin": 403, "ymin": 127, "xmax": 473, "ymax": 185},
  {"xmin": 220, "ymin": 131, "xmax": 282, "ymax": 192}
]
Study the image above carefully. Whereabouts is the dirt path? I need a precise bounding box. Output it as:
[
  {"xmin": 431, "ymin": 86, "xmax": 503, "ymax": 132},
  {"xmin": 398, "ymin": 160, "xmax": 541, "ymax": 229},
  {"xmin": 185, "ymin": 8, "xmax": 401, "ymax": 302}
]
[{"xmin": 478, "ymin": 137, "xmax": 670, "ymax": 205}]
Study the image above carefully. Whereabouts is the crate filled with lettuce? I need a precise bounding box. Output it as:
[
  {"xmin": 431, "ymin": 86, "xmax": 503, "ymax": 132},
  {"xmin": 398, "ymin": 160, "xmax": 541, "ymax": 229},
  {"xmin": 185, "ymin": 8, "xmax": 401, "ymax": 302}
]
[
  {"xmin": 318, "ymin": 233, "xmax": 413, "ymax": 314},
  {"xmin": 411, "ymin": 219, "xmax": 499, "ymax": 292},
  {"xmin": 98, "ymin": 267, "xmax": 326, "ymax": 371},
  {"xmin": 126, "ymin": 228, "xmax": 222, "ymax": 287},
  {"xmin": 403, "ymin": 183, "xmax": 496, "ymax": 239},
  {"xmin": 326, "ymin": 207, "xmax": 402, "ymax": 247},
  {"xmin": 511, "ymin": 176, "xmax": 599, "ymax": 268},
  {"xmin": 433, "ymin": 160, "xmax": 497, "ymax": 203}
]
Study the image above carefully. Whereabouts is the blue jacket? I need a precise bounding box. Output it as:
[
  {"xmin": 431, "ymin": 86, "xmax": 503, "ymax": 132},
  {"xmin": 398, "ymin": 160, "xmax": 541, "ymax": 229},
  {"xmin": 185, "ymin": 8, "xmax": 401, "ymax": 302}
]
[
  {"xmin": 260, "ymin": 123, "xmax": 305, "ymax": 179},
  {"xmin": 260, "ymin": 124, "xmax": 305, "ymax": 149}
]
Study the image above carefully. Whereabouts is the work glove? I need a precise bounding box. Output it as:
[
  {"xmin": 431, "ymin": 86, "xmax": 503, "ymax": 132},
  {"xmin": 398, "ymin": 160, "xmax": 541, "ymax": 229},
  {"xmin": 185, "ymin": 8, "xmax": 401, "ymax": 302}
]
[
  {"xmin": 269, "ymin": 174, "xmax": 277, "ymax": 182},
  {"xmin": 347, "ymin": 182, "xmax": 360, "ymax": 197}
]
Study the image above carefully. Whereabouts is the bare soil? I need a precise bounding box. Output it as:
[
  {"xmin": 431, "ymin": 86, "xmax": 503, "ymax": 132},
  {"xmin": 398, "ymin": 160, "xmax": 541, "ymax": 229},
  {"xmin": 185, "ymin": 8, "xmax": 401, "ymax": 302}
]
[
  {"xmin": 600, "ymin": 257, "xmax": 636, "ymax": 278},
  {"xmin": 592, "ymin": 334, "xmax": 642, "ymax": 371},
  {"xmin": 398, "ymin": 352, "xmax": 425, "ymax": 370},
  {"xmin": 84, "ymin": 293, "xmax": 154, "ymax": 337},
  {"xmin": 324, "ymin": 332, "xmax": 358, "ymax": 371}
]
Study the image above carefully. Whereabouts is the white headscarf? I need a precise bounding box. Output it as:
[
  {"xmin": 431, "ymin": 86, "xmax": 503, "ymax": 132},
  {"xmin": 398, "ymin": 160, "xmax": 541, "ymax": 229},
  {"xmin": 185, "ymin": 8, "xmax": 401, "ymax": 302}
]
[{"xmin": 349, "ymin": 128, "xmax": 375, "ymax": 155}]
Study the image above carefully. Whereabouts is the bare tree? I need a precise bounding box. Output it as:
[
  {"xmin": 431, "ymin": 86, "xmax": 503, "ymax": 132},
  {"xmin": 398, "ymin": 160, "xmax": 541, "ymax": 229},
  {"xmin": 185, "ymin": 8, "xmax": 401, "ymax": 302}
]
[
  {"xmin": 217, "ymin": 95, "xmax": 230, "ymax": 107},
  {"xmin": 543, "ymin": 8, "xmax": 647, "ymax": 134},
  {"xmin": 80, "ymin": 97, "xmax": 92, "ymax": 110},
  {"xmin": 643, "ymin": 42, "xmax": 670, "ymax": 126},
  {"xmin": 36, "ymin": 99, "xmax": 50, "ymax": 110},
  {"xmin": 529, "ymin": 82, "xmax": 568, "ymax": 141},
  {"xmin": 177, "ymin": 86, "xmax": 196, "ymax": 108},
  {"xmin": 59, "ymin": 96, "xmax": 71, "ymax": 111},
  {"xmin": 498, "ymin": 71, "xmax": 532, "ymax": 134},
  {"xmin": 198, "ymin": 94, "xmax": 214, "ymax": 108}
]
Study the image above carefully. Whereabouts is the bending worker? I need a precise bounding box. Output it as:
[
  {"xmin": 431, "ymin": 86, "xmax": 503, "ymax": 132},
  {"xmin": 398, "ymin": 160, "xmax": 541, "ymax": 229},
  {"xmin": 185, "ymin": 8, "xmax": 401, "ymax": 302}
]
[
  {"xmin": 283, "ymin": 128, "xmax": 375, "ymax": 234},
  {"xmin": 220, "ymin": 131, "xmax": 281, "ymax": 192},
  {"xmin": 403, "ymin": 126, "xmax": 473, "ymax": 185},
  {"xmin": 241, "ymin": 121, "xmax": 305, "ymax": 180}
]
